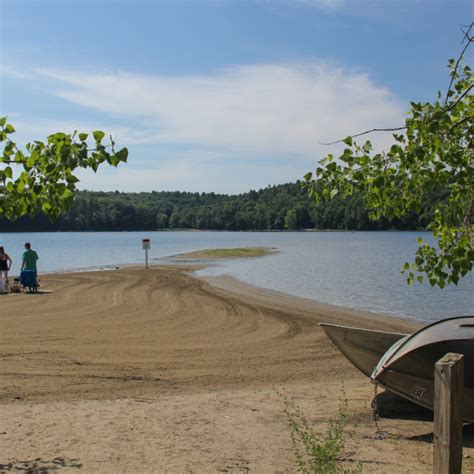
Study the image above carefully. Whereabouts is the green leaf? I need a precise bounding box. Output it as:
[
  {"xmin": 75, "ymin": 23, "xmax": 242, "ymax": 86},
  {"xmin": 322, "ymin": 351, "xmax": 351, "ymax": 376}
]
[
  {"xmin": 50, "ymin": 132, "xmax": 66, "ymax": 141},
  {"xmin": 114, "ymin": 147, "xmax": 128, "ymax": 163},
  {"xmin": 66, "ymin": 174, "xmax": 80, "ymax": 184},
  {"xmin": 62, "ymin": 188, "xmax": 74, "ymax": 199},
  {"xmin": 14, "ymin": 150, "xmax": 25, "ymax": 162},
  {"xmin": 17, "ymin": 180, "xmax": 26, "ymax": 193},
  {"xmin": 92, "ymin": 130, "xmax": 105, "ymax": 141},
  {"xmin": 41, "ymin": 201, "xmax": 52, "ymax": 213},
  {"xmin": 79, "ymin": 133, "xmax": 89, "ymax": 141}
]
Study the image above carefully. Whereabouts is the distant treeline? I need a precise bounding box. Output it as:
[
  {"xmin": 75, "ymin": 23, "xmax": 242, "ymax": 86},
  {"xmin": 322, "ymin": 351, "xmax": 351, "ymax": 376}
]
[{"xmin": 1, "ymin": 182, "xmax": 436, "ymax": 232}]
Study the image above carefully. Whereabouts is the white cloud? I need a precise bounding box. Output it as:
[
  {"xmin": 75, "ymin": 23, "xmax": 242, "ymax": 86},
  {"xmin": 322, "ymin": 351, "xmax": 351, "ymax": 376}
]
[
  {"xmin": 3, "ymin": 60, "xmax": 406, "ymax": 192},
  {"xmin": 26, "ymin": 61, "xmax": 404, "ymax": 156}
]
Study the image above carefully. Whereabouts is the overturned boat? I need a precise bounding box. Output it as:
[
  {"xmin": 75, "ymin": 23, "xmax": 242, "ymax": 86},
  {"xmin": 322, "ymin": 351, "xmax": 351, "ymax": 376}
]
[
  {"xmin": 371, "ymin": 316, "xmax": 474, "ymax": 422},
  {"xmin": 320, "ymin": 323, "xmax": 408, "ymax": 377},
  {"xmin": 321, "ymin": 316, "xmax": 474, "ymax": 422}
]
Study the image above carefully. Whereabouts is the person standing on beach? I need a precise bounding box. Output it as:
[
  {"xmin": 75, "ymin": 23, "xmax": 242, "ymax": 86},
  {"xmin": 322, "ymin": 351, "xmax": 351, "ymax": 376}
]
[
  {"xmin": 0, "ymin": 246, "xmax": 12, "ymax": 292},
  {"xmin": 21, "ymin": 242, "xmax": 39, "ymax": 276}
]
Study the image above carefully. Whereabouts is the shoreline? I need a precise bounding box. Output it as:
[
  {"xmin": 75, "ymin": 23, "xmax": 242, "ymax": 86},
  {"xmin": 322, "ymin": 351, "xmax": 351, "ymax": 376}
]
[
  {"xmin": 198, "ymin": 272, "xmax": 421, "ymax": 330},
  {"xmin": 43, "ymin": 262, "xmax": 421, "ymax": 326},
  {"xmin": 3, "ymin": 230, "xmax": 464, "ymax": 323},
  {"xmin": 19, "ymin": 261, "xmax": 422, "ymax": 324},
  {"xmin": 0, "ymin": 228, "xmax": 430, "ymax": 233}
]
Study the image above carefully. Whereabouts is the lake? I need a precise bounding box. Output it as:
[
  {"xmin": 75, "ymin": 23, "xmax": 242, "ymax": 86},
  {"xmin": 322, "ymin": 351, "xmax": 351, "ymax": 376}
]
[{"xmin": 0, "ymin": 231, "xmax": 472, "ymax": 322}]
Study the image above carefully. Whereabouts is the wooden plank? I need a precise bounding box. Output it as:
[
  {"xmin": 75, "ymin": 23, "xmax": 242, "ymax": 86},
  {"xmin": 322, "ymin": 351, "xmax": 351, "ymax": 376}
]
[{"xmin": 433, "ymin": 352, "xmax": 464, "ymax": 474}]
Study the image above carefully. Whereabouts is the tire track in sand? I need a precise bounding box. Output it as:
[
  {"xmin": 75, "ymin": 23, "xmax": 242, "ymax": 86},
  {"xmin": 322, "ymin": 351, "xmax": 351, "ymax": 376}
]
[{"xmin": 0, "ymin": 266, "xmax": 414, "ymax": 402}]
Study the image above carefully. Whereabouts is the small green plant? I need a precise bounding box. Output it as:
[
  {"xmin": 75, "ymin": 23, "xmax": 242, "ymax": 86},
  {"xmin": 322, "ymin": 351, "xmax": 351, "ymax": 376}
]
[{"xmin": 280, "ymin": 389, "xmax": 362, "ymax": 473}]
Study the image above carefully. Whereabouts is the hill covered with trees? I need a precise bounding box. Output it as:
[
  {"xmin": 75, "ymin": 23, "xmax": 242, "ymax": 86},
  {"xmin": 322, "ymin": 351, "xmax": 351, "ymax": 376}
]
[{"xmin": 1, "ymin": 182, "xmax": 435, "ymax": 232}]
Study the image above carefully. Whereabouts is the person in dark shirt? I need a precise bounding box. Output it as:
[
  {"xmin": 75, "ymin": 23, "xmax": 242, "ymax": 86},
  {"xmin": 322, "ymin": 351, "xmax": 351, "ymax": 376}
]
[{"xmin": 0, "ymin": 246, "xmax": 12, "ymax": 292}]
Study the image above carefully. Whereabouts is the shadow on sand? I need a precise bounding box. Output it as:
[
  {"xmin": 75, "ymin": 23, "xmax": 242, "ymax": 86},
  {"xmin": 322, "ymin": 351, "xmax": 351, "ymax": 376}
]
[
  {"xmin": 0, "ymin": 290, "xmax": 51, "ymax": 296},
  {"xmin": 405, "ymin": 423, "xmax": 474, "ymax": 448},
  {"xmin": 376, "ymin": 390, "xmax": 474, "ymax": 448},
  {"xmin": 375, "ymin": 390, "xmax": 433, "ymax": 422},
  {"xmin": 0, "ymin": 457, "xmax": 82, "ymax": 473}
]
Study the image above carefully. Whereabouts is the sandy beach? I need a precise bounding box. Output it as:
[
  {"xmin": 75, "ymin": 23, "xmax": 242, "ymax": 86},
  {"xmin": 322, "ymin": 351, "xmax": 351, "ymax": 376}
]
[{"xmin": 1, "ymin": 266, "xmax": 472, "ymax": 473}]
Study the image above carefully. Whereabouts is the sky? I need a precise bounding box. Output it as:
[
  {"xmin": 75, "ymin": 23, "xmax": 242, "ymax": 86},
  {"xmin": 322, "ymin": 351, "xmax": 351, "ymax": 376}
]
[{"xmin": 0, "ymin": 0, "xmax": 472, "ymax": 194}]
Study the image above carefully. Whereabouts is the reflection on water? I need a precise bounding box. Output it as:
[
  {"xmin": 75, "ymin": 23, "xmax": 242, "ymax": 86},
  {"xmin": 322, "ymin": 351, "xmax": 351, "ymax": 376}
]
[{"xmin": 0, "ymin": 231, "xmax": 472, "ymax": 321}]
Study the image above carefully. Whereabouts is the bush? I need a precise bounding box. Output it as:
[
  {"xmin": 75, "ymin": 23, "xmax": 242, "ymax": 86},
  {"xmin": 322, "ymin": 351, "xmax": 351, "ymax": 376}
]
[{"xmin": 281, "ymin": 388, "xmax": 362, "ymax": 473}]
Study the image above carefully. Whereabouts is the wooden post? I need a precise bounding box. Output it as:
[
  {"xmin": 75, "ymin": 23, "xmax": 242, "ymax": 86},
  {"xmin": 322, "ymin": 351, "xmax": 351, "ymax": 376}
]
[{"xmin": 433, "ymin": 352, "xmax": 464, "ymax": 474}]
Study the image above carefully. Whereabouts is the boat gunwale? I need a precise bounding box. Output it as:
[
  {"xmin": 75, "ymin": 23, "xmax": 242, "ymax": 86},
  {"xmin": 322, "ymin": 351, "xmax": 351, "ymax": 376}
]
[{"xmin": 318, "ymin": 322, "xmax": 408, "ymax": 338}]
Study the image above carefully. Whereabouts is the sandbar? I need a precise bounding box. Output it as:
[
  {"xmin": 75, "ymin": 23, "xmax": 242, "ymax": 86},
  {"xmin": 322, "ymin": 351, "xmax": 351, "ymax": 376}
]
[{"xmin": 165, "ymin": 246, "xmax": 276, "ymax": 260}]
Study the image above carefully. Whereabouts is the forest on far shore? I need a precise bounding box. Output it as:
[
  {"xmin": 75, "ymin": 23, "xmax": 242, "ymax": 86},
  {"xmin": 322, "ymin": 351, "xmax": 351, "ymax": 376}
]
[{"xmin": 1, "ymin": 182, "xmax": 439, "ymax": 232}]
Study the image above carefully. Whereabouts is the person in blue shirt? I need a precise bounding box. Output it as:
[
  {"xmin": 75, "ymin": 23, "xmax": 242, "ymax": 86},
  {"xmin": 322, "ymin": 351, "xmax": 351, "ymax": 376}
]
[
  {"xmin": 21, "ymin": 242, "xmax": 39, "ymax": 290},
  {"xmin": 22, "ymin": 242, "xmax": 39, "ymax": 272}
]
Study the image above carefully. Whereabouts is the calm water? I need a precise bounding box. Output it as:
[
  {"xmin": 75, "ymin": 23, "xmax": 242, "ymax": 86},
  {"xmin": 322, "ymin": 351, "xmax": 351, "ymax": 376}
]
[{"xmin": 0, "ymin": 231, "xmax": 472, "ymax": 321}]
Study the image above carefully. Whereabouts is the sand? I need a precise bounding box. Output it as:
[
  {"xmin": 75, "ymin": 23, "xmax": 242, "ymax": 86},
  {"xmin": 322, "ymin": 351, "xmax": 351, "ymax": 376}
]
[{"xmin": 1, "ymin": 266, "xmax": 472, "ymax": 473}]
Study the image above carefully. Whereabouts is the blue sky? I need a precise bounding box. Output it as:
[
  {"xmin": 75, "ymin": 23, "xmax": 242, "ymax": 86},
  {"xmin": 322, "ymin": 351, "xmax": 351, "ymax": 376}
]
[{"xmin": 1, "ymin": 0, "xmax": 472, "ymax": 193}]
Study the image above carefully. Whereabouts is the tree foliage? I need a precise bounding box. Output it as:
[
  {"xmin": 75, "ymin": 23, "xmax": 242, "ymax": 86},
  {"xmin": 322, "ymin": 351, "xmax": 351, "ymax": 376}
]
[
  {"xmin": 0, "ymin": 117, "xmax": 128, "ymax": 220},
  {"xmin": 0, "ymin": 183, "xmax": 441, "ymax": 232},
  {"xmin": 304, "ymin": 37, "xmax": 473, "ymax": 288}
]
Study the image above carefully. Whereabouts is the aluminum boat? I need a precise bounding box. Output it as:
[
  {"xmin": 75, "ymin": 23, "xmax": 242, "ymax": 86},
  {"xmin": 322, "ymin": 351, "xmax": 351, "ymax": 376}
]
[{"xmin": 371, "ymin": 316, "xmax": 474, "ymax": 422}]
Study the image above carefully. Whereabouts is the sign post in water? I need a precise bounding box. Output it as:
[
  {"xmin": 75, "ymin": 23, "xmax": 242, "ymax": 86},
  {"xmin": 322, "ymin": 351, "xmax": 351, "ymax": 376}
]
[{"xmin": 142, "ymin": 238, "xmax": 150, "ymax": 269}]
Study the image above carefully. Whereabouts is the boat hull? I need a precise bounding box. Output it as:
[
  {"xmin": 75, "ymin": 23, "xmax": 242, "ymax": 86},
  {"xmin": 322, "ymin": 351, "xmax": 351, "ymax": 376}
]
[
  {"xmin": 372, "ymin": 316, "xmax": 474, "ymax": 423},
  {"xmin": 320, "ymin": 323, "xmax": 408, "ymax": 378}
]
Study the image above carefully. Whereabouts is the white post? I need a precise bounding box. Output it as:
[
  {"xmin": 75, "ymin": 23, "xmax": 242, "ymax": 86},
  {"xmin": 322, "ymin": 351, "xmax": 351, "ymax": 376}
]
[{"xmin": 142, "ymin": 239, "xmax": 150, "ymax": 269}]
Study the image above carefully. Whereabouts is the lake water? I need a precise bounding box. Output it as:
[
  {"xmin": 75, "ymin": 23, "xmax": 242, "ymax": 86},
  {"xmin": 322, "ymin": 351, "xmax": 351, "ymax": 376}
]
[{"xmin": 0, "ymin": 231, "xmax": 472, "ymax": 322}]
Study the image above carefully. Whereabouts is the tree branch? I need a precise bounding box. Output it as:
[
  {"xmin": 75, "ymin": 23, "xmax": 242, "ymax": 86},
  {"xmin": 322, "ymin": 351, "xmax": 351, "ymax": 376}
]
[
  {"xmin": 319, "ymin": 127, "xmax": 407, "ymax": 146},
  {"xmin": 445, "ymin": 83, "xmax": 473, "ymax": 112},
  {"xmin": 449, "ymin": 115, "xmax": 471, "ymax": 131},
  {"xmin": 444, "ymin": 22, "xmax": 474, "ymax": 105},
  {"xmin": 319, "ymin": 81, "xmax": 472, "ymax": 147},
  {"xmin": 319, "ymin": 25, "xmax": 473, "ymax": 147}
]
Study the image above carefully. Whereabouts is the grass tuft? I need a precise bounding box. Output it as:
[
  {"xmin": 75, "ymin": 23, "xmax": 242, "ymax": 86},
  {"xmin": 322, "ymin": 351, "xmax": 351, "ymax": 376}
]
[{"xmin": 280, "ymin": 388, "xmax": 362, "ymax": 473}]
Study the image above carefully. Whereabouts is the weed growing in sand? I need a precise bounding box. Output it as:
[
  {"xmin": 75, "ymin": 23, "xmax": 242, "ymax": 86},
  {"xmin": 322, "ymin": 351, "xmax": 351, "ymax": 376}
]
[{"xmin": 280, "ymin": 389, "xmax": 362, "ymax": 473}]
